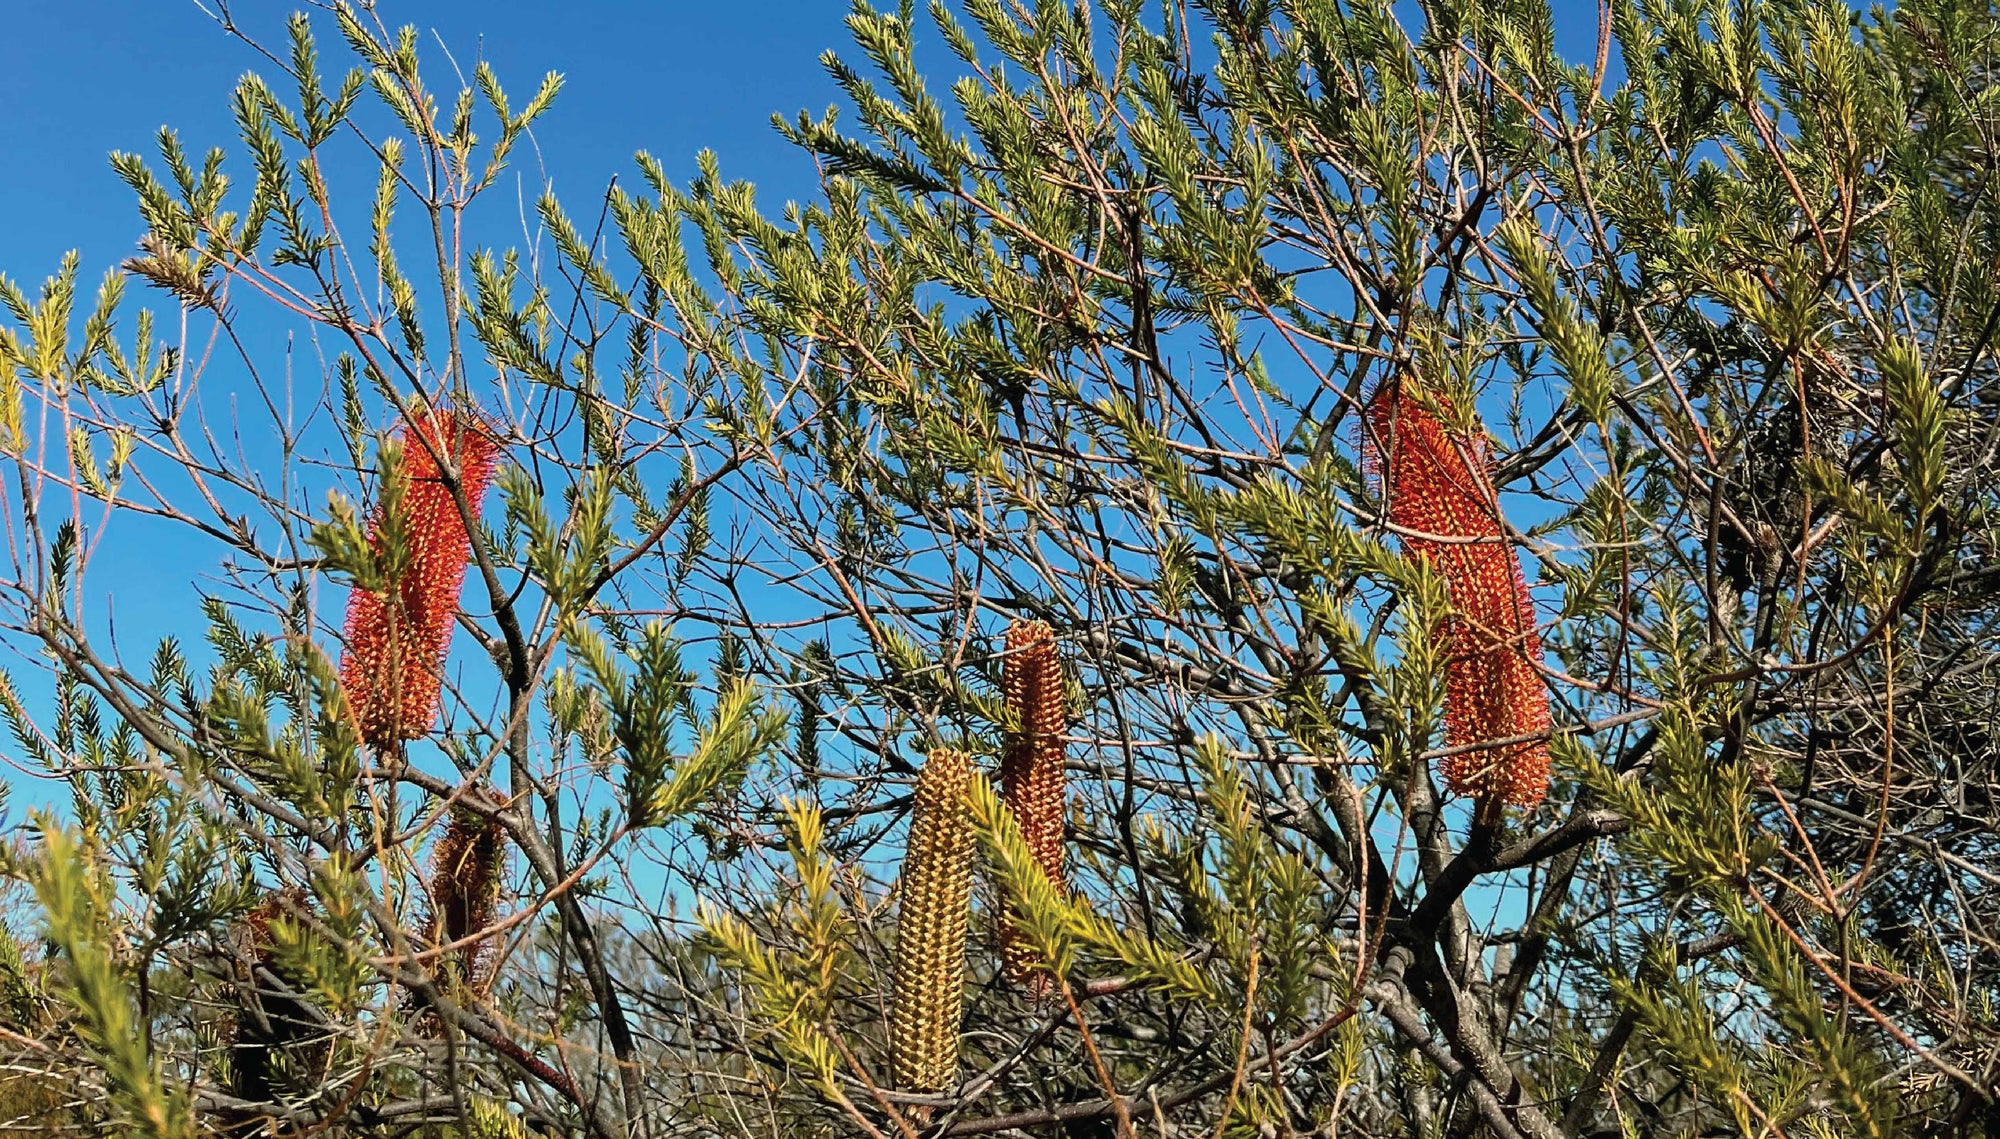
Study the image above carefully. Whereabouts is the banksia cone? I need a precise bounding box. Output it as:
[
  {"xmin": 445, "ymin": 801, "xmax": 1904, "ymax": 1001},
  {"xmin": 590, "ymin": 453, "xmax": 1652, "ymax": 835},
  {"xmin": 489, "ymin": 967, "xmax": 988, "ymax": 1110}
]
[
  {"xmin": 890, "ymin": 748, "xmax": 976, "ymax": 1093},
  {"xmin": 420, "ymin": 787, "xmax": 508, "ymax": 994},
  {"xmin": 339, "ymin": 408, "xmax": 503, "ymax": 751},
  {"xmin": 998, "ymin": 619, "xmax": 1067, "ymax": 994},
  {"xmin": 1364, "ymin": 380, "xmax": 1551, "ymax": 808}
]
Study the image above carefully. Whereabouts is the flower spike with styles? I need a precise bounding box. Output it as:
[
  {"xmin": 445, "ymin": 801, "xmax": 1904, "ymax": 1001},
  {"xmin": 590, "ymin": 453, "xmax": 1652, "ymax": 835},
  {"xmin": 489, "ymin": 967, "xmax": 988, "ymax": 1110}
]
[
  {"xmin": 1364, "ymin": 379, "xmax": 1551, "ymax": 808},
  {"xmin": 227, "ymin": 888, "xmax": 322, "ymax": 1107},
  {"xmin": 421, "ymin": 787, "xmax": 508, "ymax": 993},
  {"xmin": 998, "ymin": 619, "xmax": 1067, "ymax": 994},
  {"xmin": 339, "ymin": 408, "xmax": 503, "ymax": 752}
]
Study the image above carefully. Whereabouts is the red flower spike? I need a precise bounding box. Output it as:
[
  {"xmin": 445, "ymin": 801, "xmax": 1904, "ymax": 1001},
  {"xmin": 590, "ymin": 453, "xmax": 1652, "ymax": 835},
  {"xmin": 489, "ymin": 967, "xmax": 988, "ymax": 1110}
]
[
  {"xmin": 1363, "ymin": 381, "xmax": 1551, "ymax": 808},
  {"xmin": 339, "ymin": 409, "xmax": 503, "ymax": 751}
]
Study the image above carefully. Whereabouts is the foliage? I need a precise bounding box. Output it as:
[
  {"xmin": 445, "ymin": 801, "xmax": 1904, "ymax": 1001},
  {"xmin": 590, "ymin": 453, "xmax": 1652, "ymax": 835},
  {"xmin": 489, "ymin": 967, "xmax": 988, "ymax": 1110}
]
[{"xmin": 1, "ymin": 0, "xmax": 1999, "ymax": 1136}]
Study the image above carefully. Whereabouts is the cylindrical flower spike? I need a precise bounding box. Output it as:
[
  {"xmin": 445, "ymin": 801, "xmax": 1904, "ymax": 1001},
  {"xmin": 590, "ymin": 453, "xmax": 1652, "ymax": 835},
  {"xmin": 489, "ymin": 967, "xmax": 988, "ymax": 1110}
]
[
  {"xmin": 339, "ymin": 408, "xmax": 502, "ymax": 751},
  {"xmin": 408, "ymin": 787, "xmax": 508, "ymax": 1039},
  {"xmin": 421, "ymin": 787, "xmax": 508, "ymax": 993},
  {"xmin": 998, "ymin": 619, "xmax": 1067, "ymax": 994},
  {"xmin": 890, "ymin": 748, "xmax": 976, "ymax": 1093},
  {"xmin": 1364, "ymin": 380, "xmax": 1551, "ymax": 808}
]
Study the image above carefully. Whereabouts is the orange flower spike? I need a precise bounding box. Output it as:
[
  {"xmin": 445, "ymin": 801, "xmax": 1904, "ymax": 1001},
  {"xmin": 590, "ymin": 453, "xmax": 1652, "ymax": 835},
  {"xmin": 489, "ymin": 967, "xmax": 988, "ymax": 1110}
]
[
  {"xmin": 340, "ymin": 409, "xmax": 504, "ymax": 751},
  {"xmin": 998, "ymin": 619, "xmax": 1068, "ymax": 994},
  {"xmin": 1365, "ymin": 381, "xmax": 1551, "ymax": 808}
]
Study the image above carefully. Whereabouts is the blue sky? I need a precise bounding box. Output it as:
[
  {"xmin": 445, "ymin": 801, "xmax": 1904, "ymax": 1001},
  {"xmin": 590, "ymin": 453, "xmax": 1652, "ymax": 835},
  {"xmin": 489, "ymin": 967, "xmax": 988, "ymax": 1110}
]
[
  {"xmin": 0, "ymin": 2, "xmax": 1622, "ymax": 963},
  {"xmin": 0, "ymin": 1, "xmax": 852, "ymax": 276}
]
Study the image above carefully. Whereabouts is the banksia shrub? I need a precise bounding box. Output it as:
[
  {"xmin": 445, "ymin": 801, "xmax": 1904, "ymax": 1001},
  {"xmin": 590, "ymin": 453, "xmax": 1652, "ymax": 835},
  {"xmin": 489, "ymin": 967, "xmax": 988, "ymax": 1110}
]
[
  {"xmin": 420, "ymin": 787, "xmax": 508, "ymax": 995},
  {"xmin": 890, "ymin": 748, "xmax": 976, "ymax": 1093},
  {"xmin": 339, "ymin": 408, "xmax": 503, "ymax": 751},
  {"xmin": 1364, "ymin": 380, "xmax": 1550, "ymax": 808},
  {"xmin": 998, "ymin": 619, "xmax": 1067, "ymax": 993}
]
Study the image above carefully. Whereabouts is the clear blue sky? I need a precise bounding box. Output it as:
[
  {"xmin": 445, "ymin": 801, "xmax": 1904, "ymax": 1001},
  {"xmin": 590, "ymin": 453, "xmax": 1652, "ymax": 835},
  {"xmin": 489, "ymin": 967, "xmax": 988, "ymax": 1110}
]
[
  {"xmin": 0, "ymin": 0, "xmax": 1611, "ymax": 945},
  {"xmin": 0, "ymin": 2, "xmax": 853, "ymax": 277}
]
